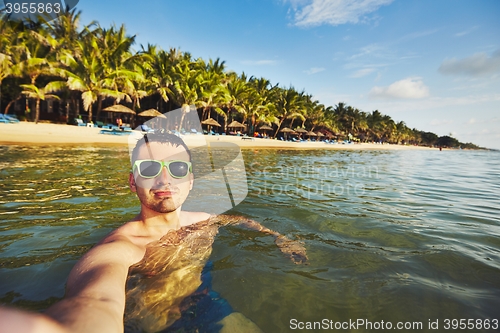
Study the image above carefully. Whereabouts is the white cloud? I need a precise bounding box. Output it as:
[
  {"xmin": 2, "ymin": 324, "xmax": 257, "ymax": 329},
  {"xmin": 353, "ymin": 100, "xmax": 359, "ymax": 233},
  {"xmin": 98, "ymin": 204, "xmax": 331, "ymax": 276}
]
[
  {"xmin": 286, "ymin": 0, "xmax": 394, "ymax": 27},
  {"xmin": 398, "ymin": 29, "xmax": 438, "ymax": 42},
  {"xmin": 430, "ymin": 119, "xmax": 454, "ymax": 126},
  {"xmin": 350, "ymin": 68, "xmax": 375, "ymax": 78},
  {"xmin": 455, "ymin": 26, "xmax": 478, "ymax": 37},
  {"xmin": 438, "ymin": 49, "xmax": 500, "ymax": 77},
  {"xmin": 240, "ymin": 60, "xmax": 277, "ymax": 66},
  {"xmin": 304, "ymin": 67, "xmax": 326, "ymax": 75},
  {"xmin": 350, "ymin": 43, "xmax": 386, "ymax": 59},
  {"xmin": 467, "ymin": 118, "xmax": 476, "ymax": 124},
  {"xmin": 369, "ymin": 77, "xmax": 430, "ymax": 99}
]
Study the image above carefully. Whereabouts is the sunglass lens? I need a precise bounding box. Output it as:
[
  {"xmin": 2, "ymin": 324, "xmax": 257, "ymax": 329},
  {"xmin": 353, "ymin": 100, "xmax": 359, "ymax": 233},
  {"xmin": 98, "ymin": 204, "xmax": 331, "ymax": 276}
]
[
  {"xmin": 139, "ymin": 161, "xmax": 162, "ymax": 178},
  {"xmin": 169, "ymin": 162, "xmax": 189, "ymax": 178}
]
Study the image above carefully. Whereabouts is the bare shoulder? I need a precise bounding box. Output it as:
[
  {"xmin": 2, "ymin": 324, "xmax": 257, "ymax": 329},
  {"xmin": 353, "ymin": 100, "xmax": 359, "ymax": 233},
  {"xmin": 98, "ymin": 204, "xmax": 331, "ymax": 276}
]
[
  {"xmin": 180, "ymin": 211, "xmax": 212, "ymax": 227},
  {"xmin": 65, "ymin": 228, "xmax": 145, "ymax": 297}
]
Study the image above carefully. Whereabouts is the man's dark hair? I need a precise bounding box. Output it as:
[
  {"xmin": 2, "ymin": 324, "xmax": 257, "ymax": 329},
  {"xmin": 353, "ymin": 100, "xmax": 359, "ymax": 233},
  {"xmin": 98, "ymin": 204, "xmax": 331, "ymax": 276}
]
[{"xmin": 131, "ymin": 132, "xmax": 192, "ymax": 163}]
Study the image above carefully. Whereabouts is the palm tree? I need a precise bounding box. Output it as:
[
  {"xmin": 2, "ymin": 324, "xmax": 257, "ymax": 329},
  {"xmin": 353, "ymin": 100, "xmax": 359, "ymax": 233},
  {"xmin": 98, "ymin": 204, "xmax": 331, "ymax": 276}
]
[
  {"xmin": 333, "ymin": 102, "xmax": 349, "ymax": 133},
  {"xmin": 20, "ymin": 81, "xmax": 64, "ymax": 123},
  {"xmin": 245, "ymin": 77, "xmax": 278, "ymax": 134},
  {"xmin": 170, "ymin": 56, "xmax": 202, "ymax": 131},
  {"xmin": 197, "ymin": 57, "xmax": 227, "ymax": 122},
  {"xmin": 222, "ymin": 72, "xmax": 249, "ymax": 132},
  {"xmin": 62, "ymin": 33, "xmax": 126, "ymax": 123},
  {"xmin": 271, "ymin": 86, "xmax": 303, "ymax": 138},
  {"xmin": 13, "ymin": 23, "xmax": 65, "ymax": 122},
  {"xmin": 366, "ymin": 110, "xmax": 385, "ymax": 142},
  {"xmin": 141, "ymin": 45, "xmax": 175, "ymax": 113}
]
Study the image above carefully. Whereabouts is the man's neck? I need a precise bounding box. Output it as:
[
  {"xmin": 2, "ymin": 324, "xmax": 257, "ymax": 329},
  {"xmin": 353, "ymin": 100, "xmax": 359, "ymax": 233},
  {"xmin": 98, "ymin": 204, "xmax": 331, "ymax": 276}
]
[{"xmin": 138, "ymin": 207, "xmax": 183, "ymax": 238}]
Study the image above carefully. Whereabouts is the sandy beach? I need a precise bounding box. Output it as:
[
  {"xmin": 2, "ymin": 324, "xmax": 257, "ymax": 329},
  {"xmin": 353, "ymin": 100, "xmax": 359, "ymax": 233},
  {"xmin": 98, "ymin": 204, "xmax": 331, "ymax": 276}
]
[{"xmin": 0, "ymin": 122, "xmax": 436, "ymax": 150}]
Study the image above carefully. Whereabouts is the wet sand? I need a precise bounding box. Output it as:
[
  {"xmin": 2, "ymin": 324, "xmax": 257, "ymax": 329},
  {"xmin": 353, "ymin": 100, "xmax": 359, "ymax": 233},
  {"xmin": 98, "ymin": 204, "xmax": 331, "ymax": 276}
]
[{"xmin": 0, "ymin": 122, "xmax": 435, "ymax": 150}]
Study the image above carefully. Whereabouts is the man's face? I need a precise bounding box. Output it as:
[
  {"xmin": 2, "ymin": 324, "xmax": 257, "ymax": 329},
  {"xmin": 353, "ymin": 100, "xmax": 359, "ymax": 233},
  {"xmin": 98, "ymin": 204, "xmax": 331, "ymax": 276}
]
[{"xmin": 129, "ymin": 142, "xmax": 193, "ymax": 214}]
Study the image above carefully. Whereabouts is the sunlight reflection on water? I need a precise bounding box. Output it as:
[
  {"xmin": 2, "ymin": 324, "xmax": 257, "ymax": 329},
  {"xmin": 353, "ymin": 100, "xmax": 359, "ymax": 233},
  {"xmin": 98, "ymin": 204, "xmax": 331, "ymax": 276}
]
[{"xmin": 0, "ymin": 146, "xmax": 499, "ymax": 331}]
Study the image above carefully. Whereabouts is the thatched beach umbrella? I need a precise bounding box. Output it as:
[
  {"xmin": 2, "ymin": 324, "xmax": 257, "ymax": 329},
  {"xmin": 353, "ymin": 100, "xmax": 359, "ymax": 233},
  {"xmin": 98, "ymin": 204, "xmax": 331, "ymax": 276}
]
[
  {"xmin": 280, "ymin": 127, "xmax": 296, "ymax": 140},
  {"xmin": 138, "ymin": 109, "xmax": 166, "ymax": 118},
  {"xmin": 102, "ymin": 104, "xmax": 136, "ymax": 125},
  {"xmin": 295, "ymin": 128, "xmax": 308, "ymax": 133},
  {"xmin": 201, "ymin": 118, "xmax": 221, "ymax": 133},
  {"xmin": 259, "ymin": 125, "xmax": 273, "ymax": 131},
  {"xmin": 102, "ymin": 104, "xmax": 136, "ymax": 114},
  {"xmin": 201, "ymin": 118, "xmax": 221, "ymax": 127},
  {"xmin": 306, "ymin": 131, "xmax": 317, "ymax": 136},
  {"xmin": 137, "ymin": 109, "xmax": 166, "ymax": 130},
  {"xmin": 227, "ymin": 120, "xmax": 245, "ymax": 128},
  {"xmin": 257, "ymin": 124, "xmax": 273, "ymax": 137},
  {"xmin": 316, "ymin": 132, "xmax": 324, "ymax": 137}
]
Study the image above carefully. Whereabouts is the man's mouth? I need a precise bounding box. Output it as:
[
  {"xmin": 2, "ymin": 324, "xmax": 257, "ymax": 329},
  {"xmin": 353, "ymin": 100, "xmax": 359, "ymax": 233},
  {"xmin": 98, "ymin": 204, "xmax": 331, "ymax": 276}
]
[{"xmin": 153, "ymin": 190, "xmax": 176, "ymax": 197}]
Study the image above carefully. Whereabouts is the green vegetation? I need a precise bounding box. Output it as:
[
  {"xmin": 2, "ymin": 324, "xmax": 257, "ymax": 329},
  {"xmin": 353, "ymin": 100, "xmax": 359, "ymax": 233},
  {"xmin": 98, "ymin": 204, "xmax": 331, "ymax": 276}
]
[{"xmin": 0, "ymin": 10, "xmax": 481, "ymax": 148}]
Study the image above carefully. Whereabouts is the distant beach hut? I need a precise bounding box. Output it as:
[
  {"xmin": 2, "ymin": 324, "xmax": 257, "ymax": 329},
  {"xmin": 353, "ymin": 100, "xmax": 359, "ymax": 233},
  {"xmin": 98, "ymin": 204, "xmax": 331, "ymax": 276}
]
[
  {"xmin": 280, "ymin": 127, "xmax": 296, "ymax": 140},
  {"xmin": 138, "ymin": 109, "xmax": 165, "ymax": 118},
  {"xmin": 258, "ymin": 124, "xmax": 272, "ymax": 135},
  {"xmin": 294, "ymin": 127, "xmax": 307, "ymax": 140},
  {"xmin": 103, "ymin": 104, "xmax": 136, "ymax": 114},
  {"xmin": 201, "ymin": 118, "xmax": 221, "ymax": 133},
  {"xmin": 306, "ymin": 131, "xmax": 317, "ymax": 137},
  {"xmin": 138, "ymin": 109, "xmax": 166, "ymax": 129},
  {"xmin": 227, "ymin": 120, "xmax": 246, "ymax": 134},
  {"xmin": 102, "ymin": 104, "xmax": 136, "ymax": 126}
]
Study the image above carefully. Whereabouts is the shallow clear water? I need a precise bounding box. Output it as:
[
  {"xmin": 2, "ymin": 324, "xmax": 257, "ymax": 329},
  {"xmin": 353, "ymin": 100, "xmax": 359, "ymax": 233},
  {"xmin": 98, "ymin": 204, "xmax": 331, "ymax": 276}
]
[{"xmin": 1, "ymin": 146, "xmax": 499, "ymax": 332}]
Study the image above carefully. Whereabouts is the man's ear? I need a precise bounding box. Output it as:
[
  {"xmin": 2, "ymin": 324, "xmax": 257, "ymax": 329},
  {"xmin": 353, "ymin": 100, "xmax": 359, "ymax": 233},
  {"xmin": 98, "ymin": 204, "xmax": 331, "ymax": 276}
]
[
  {"xmin": 189, "ymin": 173, "xmax": 194, "ymax": 191},
  {"xmin": 129, "ymin": 173, "xmax": 137, "ymax": 192}
]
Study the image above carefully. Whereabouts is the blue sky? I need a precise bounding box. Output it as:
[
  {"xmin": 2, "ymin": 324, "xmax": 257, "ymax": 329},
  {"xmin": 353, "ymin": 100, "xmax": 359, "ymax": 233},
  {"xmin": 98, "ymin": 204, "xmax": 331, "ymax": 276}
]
[{"xmin": 77, "ymin": 0, "xmax": 500, "ymax": 149}]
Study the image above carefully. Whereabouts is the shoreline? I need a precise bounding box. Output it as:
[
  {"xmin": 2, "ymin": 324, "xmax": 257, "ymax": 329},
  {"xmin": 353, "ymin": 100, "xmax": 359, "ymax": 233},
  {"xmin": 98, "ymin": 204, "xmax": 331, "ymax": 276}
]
[{"xmin": 0, "ymin": 122, "xmax": 439, "ymax": 151}]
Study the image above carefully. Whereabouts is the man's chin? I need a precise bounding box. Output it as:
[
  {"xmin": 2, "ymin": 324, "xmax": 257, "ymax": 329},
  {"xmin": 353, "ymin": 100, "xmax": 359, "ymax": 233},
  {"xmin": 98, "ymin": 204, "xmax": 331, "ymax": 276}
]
[{"xmin": 149, "ymin": 202, "xmax": 180, "ymax": 214}]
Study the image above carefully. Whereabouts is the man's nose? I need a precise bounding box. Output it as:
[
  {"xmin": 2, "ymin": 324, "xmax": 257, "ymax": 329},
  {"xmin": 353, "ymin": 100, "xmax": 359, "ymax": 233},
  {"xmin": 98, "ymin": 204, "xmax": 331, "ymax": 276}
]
[{"xmin": 156, "ymin": 166, "xmax": 173, "ymax": 184}]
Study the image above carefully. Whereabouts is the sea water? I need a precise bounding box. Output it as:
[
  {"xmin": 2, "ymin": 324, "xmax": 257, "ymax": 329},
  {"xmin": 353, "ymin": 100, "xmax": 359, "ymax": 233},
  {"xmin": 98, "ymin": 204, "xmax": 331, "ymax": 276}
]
[{"xmin": 0, "ymin": 146, "xmax": 499, "ymax": 332}]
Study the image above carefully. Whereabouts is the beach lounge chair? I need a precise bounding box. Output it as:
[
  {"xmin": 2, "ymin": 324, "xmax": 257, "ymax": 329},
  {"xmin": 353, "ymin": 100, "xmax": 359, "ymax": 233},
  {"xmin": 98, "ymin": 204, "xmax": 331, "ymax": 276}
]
[
  {"xmin": 140, "ymin": 124, "xmax": 154, "ymax": 133},
  {"xmin": 241, "ymin": 134, "xmax": 254, "ymax": 141},
  {"xmin": 74, "ymin": 118, "xmax": 87, "ymax": 127},
  {"xmin": 99, "ymin": 129, "xmax": 132, "ymax": 136},
  {"xmin": 0, "ymin": 114, "xmax": 20, "ymax": 123}
]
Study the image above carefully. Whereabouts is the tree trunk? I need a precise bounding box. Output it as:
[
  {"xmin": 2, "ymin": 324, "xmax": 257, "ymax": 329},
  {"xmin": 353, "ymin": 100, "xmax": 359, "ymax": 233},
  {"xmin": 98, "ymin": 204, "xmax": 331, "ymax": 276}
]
[
  {"xmin": 132, "ymin": 97, "xmax": 137, "ymax": 111},
  {"xmin": 35, "ymin": 98, "xmax": 40, "ymax": 124},
  {"xmin": 178, "ymin": 104, "xmax": 189, "ymax": 131},
  {"xmin": 87, "ymin": 102, "xmax": 93, "ymax": 124},
  {"xmin": 65, "ymin": 100, "xmax": 70, "ymax": 122},
  {"xmin": 274, "ymin": 118, "xmax": 284, "ymax": 138},
  {"xmin": 4, "ymin": 96, "xmax": 21, "ymax": 115},
  {"xmin": 75, "ymin": 97, "xmax": 80, "ymax": 118},
  {"xmin": 95, "ymin": 96, "xmax": 103, "ymax": 123},
  {"xmin": 251, "ymin": 113, "xmax": 256, "ymax": 135},
  {"xmin": 201, "ymin": 107, "xmax": 208, "ymax": 121}
]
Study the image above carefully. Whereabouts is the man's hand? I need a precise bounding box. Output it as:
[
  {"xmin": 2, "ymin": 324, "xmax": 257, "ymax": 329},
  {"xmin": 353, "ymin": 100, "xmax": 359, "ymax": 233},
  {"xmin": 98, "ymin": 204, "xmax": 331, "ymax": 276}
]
[
  {"xmin": 274, "ymin": 235, "xmax": 308, "ymax": 264},
  {"xmin": 218, "ymin": 215, "xmax": 309, "ymax": 264}
]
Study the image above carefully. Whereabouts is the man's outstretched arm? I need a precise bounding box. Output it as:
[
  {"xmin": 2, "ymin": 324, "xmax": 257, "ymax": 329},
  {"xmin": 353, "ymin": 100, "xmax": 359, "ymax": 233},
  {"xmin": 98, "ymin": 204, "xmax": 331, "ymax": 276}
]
[
  {"xmin": 217, "ymin": 215, "xmax": 308, "ymax": 264},
  {"xmin": 0, "ymin": 237, "xmax": 142, "ymax": 333},
  {"xmin": 44, "ymin": 236, "xmax": 143, "ymax": 333}
]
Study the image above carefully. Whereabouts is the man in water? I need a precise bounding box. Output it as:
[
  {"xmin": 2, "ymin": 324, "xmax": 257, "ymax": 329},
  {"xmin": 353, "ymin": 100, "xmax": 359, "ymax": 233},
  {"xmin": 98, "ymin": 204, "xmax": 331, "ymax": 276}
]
[{"xmin": 0, "ymin": 132, "xmax": 306, "ymax": 333}]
